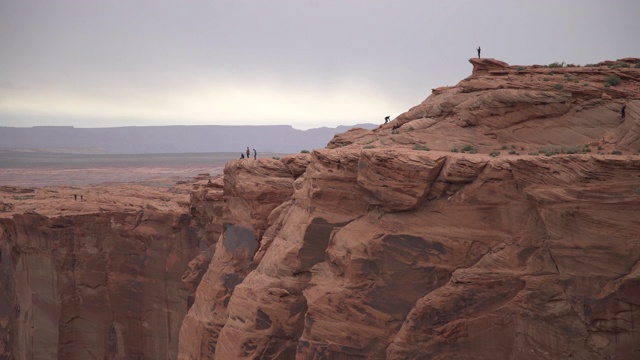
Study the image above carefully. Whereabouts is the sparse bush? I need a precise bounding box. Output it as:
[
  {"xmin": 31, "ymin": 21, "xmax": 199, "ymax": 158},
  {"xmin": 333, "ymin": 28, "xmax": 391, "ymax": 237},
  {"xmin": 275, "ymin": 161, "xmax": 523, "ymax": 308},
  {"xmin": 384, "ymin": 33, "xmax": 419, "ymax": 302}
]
[
  {"xmin": 636, "ymin": 63, "xmax": 640, "ymax": 68},
  {"xmin": 585, "ymin": 63, "xmax": 599, "ymax": 67},
  {"xmin": 548, "ymin": 61, "xmax": 565, "ymax": 68},
  {"xmin": 554, "ymin": 83, "xmax": 564, "ymax": 90},
  {"xmin": 461, "ymin": 145, "xmax": 477, "ymax": 154},
  {"xmin": 489, "ymin": 151, "xmax": 500, "ymax": 157},
  {"xmin": 609, "ymin": 62, "xmax": 630, "ymax": 69},
  {"xmin": 408, "ymin": 126, "xmax": 415, "ymax": 132},
  {"xmin": 521, "ymin": 147, "xmax": 525, "ymax": 151},
  {"xmin": 604, "ymin": 74, "xmax": 621, "ymax": 86},
  {"xmin": 517, "ymin": 66, "xmax": 526, "ymax": 71},
  {"xmin": 501, "ymin": 145, "xmax": 508, "ymax": 150},
  {"xmin": 272, "ymin": 156, "xmax": 280, "ymax": 160},
  {"xmin": 363, "ymin": 145, "xmax": 375, "ymax": 149},
  {"xmin": 528, "ymin": 152, "xmax": 539, "ymax": 156},
  {"xmin": 508, "ymin": 150, "xmax": 517, "ymax": 155},
  {"xmin": 511, "ymin": 144, "xmax": 516, "ymax": 149},
  {"xmin": 611, "ymin": 150, "xmax": 623, "ymax": 155},
  {"xmin": 566, "ymin": 63, "xmax": 577, "ymax": 67},
  {"xmin": 300, "ymin": 150, "xmax": 310, "ymax": 154},
  {"xmin": 543, "ymin": 77, "xmax": 550, "ymax": 82},
  {"xmin": 413, "ymin": 144, "xmax": 430, "ymax": 151},
  {"xmin": 451, "ymin": 147, "xmax": 459, "ymax": 153},
  {"xmin": 392, "ymin": 130, "xmax": 399, "ymax": 135},
  {"xmin": 564, "ymin": 74, "xmax": 573, "ymax": 80},
  {"xmin": 597, "ymin": 146, "xmax": 603, "ymax": 150}
]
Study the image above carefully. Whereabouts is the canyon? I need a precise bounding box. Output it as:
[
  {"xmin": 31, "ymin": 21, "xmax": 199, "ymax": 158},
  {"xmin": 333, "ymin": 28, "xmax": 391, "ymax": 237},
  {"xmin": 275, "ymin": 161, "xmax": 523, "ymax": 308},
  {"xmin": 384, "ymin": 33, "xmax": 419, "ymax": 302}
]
[{"xmin": 2, "ymin": 58, "xmax": 640, "ymax": 359}]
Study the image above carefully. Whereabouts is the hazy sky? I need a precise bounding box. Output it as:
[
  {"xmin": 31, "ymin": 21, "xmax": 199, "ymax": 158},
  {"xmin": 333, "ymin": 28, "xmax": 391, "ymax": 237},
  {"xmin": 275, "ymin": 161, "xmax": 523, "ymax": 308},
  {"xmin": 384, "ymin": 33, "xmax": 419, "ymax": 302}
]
[{"xmin": 1, "ymin": 0, "xmax": 638, "ymax": 129}]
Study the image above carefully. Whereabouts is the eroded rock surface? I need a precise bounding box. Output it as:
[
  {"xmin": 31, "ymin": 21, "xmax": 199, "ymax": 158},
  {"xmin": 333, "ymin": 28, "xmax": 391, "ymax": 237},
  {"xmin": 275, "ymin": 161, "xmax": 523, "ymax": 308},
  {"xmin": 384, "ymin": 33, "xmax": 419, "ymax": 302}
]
[{"xmin": 179, "ymin": 59, "xmax": 640, "ymax": 359}]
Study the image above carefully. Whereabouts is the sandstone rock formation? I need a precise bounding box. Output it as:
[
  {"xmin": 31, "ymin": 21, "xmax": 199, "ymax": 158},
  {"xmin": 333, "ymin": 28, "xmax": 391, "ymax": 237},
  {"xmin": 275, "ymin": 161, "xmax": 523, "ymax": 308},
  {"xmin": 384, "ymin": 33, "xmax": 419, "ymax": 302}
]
[
  {"xmin": 3, "ymin": 58, "xmax": 640, "ymax": 359},
  {"xmin": 179, "ymin": 59, "xmax": 640, "ymax": 359},
  {"xmin": 0, "ymin": 183, "xmax": 208, "ymax": 360}
]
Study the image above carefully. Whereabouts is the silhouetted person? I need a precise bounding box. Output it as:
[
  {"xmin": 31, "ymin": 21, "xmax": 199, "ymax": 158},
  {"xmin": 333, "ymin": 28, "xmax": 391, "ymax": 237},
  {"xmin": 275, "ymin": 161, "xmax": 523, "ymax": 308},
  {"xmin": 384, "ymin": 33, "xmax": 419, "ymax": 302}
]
[
  {"xmin": 246, "ymin": 147, "xmax": 250, "ymax": 158},
  {"xmin": 385, "ymin": 116, "xmax": 390, "ymax": 124},
  {"xmin": 240, "ymin": 153, "xmax": 245, "ymax": 160},
  {"xmin": 477, "ymin": 46, "xmax": 481, "ymax": 58},
  {"xmin": 621, "ymin": 105, "xmax": 626, "ymax": 119},
  {"xmin": 253, "ymin": 148, "xmax": 257, "ymax": 160},
  {"xmin": 80, "ymin": 195, "xmax": 83, "ymax": 201},
  {"xmin": 74, "ymin": 194, "xmax": 77, "ymax": 201},
  {"xmin": 392, "ymin": 124, "xmax": 401, "ymax": 130}
]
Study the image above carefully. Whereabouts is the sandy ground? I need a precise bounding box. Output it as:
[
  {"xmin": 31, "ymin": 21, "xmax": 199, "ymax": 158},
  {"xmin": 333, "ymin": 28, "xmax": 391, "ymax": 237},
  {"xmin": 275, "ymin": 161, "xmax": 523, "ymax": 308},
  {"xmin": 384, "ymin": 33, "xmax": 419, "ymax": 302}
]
[{"xmin": 0, "ymin": 165, "xmax": 224, "ymax": 187}]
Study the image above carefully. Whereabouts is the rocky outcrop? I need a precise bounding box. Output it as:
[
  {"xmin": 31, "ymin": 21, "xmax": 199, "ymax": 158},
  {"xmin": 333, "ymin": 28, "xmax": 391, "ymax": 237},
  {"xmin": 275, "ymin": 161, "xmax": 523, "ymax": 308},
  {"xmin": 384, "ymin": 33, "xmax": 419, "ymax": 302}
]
[
  {"xmin": 178, "ymin": 157, "xmax": 306, "ymax": 359},
  {"xmin": 179, "ymin": 59, "xmax": 640, "ymax": 359},
  {"xmin": 0, "ymin": 182, "xmax": 218, "ymax": 360}
]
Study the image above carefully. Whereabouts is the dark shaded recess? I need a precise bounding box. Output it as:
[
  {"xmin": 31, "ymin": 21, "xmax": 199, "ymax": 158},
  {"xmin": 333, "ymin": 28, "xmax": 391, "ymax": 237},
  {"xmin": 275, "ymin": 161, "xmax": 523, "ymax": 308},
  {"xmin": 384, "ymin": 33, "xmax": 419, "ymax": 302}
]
[
  {"xmin": 299, "ymin": 218, "xmax": 349, "ymax": 271},
  {"xmin": 416, "ymin": 278, "xmax": 526, "ymax": 330},
  {"xmin": 222, "ymin": 273, "xmax": 242, "ymax": 308},
  {"xmin": 362, "ymin": 234, "xmax": 451, "ymax": 320},
  {"xmin": 255, "ymin": 309, "xmax": 272, "ymax": 330},
  {"xmin": 223, "ymin": 224, "xmax": 258, "ymax": 255}
]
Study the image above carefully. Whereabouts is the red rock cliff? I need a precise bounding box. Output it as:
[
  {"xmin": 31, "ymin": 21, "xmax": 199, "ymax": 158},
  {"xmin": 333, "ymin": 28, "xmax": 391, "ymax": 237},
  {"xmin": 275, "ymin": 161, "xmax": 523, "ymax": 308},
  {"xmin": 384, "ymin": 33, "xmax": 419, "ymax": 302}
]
[{"xmin": 178, "ymin": 59, "xmax": 640, "ymax": 359}]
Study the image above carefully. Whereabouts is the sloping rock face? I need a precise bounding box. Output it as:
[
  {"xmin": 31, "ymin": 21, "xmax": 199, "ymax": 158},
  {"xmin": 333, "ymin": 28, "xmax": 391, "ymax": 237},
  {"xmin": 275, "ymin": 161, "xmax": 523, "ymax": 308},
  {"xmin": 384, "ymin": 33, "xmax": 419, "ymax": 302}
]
[
  {"xmin": 178, "ymin": 156, "xmax": 308, "ymax": 359},
  {"xmin": 178, "ymin": 59, "xmax": 640, "ymax": 359}
]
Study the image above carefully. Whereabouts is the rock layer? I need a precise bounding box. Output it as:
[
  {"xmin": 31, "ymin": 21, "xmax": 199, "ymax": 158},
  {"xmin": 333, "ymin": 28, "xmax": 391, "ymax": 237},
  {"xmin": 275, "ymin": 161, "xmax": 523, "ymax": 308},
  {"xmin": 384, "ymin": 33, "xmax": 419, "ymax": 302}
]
[{"xmin": 179, "ymin": 59, "xmax": 640, "ymax": 359}]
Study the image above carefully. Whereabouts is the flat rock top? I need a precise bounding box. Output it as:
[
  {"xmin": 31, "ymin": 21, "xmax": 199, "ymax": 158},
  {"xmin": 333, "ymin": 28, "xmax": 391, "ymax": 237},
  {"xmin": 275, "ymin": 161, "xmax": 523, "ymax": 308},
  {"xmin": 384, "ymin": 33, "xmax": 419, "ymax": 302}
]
[{"xmin": 0, "ymin": 181, "xmax": 206, "ymax": 217}]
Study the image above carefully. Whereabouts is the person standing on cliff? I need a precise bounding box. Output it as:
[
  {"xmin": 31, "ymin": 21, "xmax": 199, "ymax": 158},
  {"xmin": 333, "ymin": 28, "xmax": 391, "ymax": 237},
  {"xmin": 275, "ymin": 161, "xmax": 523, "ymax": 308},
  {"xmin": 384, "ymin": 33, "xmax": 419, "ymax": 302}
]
[
  {"xmin": 240, "ymin": 153, "xmax": 245, "ymax": 160},
  {"xmin": 246, "ymin": 147, "xmax": 250, "ymax": 159},
  {"xmin": 253, "ymin": 148, "xmax": 257, "ymax": 159},
  {"xmin": 477, "ymin": 46, "xmax": 481, "ymax": 58},
  {"xmin": 384, "ymin": 116, "xmax": 390, "ymax": 124},
  {"xmin": 621, "ymin": 105, "xmax": 626, "ymax": 119}
]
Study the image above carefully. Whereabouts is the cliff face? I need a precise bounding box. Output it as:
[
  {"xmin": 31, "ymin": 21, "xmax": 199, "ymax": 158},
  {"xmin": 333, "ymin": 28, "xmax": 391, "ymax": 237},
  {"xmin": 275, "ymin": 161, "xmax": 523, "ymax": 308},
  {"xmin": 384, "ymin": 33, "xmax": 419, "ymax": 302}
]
[
  {"xmin": 0, "ymin": 185, "xmax": 207, "ymax": 360},
  {"xmin": 2, "ymin": 58, "xmax": 640, "ymax": 359},
  {"xmin": 178, "ymin": 59, "xmax": 640, "ymax": 359}
]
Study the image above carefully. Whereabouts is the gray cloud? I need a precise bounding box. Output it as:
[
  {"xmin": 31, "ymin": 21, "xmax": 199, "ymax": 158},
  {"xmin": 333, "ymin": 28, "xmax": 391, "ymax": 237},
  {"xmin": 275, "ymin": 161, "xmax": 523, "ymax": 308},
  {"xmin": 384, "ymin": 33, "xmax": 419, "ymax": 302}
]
[{"xmin": 1, "ymin": 0, "xmax": 639, "ymax": 128}]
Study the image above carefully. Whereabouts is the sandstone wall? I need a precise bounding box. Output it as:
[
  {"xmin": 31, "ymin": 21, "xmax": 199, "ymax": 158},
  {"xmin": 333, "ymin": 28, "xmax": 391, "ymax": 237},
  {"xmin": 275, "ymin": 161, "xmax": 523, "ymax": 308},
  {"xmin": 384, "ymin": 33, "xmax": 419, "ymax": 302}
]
[
  {"xmin": 0, "ymin": 209, "xmax": 198, "ymax": 360},
  {"xmin": 180, "ymin": 148, "xmax": 640, "ymax": 359}
]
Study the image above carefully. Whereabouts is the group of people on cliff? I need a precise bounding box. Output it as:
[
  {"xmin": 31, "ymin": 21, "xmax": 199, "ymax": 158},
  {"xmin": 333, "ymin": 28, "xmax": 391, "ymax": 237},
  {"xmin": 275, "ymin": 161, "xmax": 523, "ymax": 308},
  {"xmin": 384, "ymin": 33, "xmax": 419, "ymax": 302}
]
[{"xmin": 240, "ymin": 146, "xmax": 257, "ymax": 160}]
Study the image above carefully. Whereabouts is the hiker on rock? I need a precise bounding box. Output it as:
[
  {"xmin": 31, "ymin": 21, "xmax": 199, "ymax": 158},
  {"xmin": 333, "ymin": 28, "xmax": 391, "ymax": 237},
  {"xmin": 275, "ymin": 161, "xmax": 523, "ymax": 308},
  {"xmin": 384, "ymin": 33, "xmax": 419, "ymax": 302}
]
[
  {"xmin": 240, "ymin": 153, "xmax": 245, "ymax": 160},
  {"xmin": 74, "ymin": 194, "xmax": 77, "ymax": 201},
  {"xmin": 253, "ymin": 148, "xmax": 257, "ymax": 160},
  {"xmin": 621, "ymin": 105, "xmax": 626, "ymax": 119},
  {"xmin": 477, "ymin": 46, "xmax": 481, "ymax": 58},
  {"xmin": 385, "ymin": 116, "xmax": 390, "ymax": 124},
  {"xmin": 246, "ymin": 147, "xmax": 250, "ymax": 159}
]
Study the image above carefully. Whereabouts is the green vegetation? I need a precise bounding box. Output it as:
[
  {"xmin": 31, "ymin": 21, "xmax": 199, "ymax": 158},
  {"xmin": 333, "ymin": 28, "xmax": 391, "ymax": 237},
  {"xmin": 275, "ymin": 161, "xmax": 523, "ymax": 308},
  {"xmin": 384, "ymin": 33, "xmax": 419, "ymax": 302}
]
[
  {"xmin": 363, "ymin": 145, "xmax": 375, "ymax": 149},
  {"xmin": 407, "ymin": 126, "xmax": 415, "ymax": 132},
  {"xmin": 413, "ymin": 144, "xmax": 430, "ymax": 151},
  {"xmin": 501, "ymin": 144, "xmax": 508, "ymax": 150},
  {"xmin": 604, "ymin": 74, "xmax": 621, "ymax": 86},
  {"xmin": 528, "ymin": 152, "xmax": 539, "ymax": 156},
  {"xmin": 608, "ymin": 62, "xmax": 630, "ymax": 69},
  {"xmin": 611, "ymin": 150, "xmax": 623, "ymax": 155},
  {"xmin": 511, "ymin": 144, "xmax": 516, "ymax": 149},
  {"xmin": 543, "ymin": 77, "xmax": 550, "ymax": 82},
  {"xmin": 508, "ymin": 150, "xmax": 517, "ymax": 155},
  {"xmin": 537, "ymin": 145, "xmax": 592, "ymax": 156},
  {"xmin": 391, "ymin": 130, "xmax": 399, "ymax": 135},
  {"xmin": 300, "ymin": 150, "xmax": 310, "ymax": 154},
  {"xmin": 585, "ymin": 63, "xmax": 599, "ymax": 67},
  {"xmin": 566, "ymin": 63, "xmax": 578, "ymax": 67},
  {"xmin": 553, "ymin": 83, "xmax": 564, "ymax": 90},
  {"xmin": 517, "ymin": 66, "xmax": 526, "ymax": 71},
  {"xmin": 636, "ymin": 63, "xmax": 640, "ymax": 68},
  {"xmin": 489, "ymin": 151, "xmax": 500, "ymax": 157},
  {"xmin": 451, "ymin": 147, "xmax": 459, "ymax": 153},
  {"xmin": 461, "ymin": 145, "xmax": 478, "ymax": 154},
  {"xmin": 548, "ymin": 61, "xmax": 565, "ymax": 68},
  {"xmin": 597, "ymin": 146, "xmax": 603, "ymax": 150}
]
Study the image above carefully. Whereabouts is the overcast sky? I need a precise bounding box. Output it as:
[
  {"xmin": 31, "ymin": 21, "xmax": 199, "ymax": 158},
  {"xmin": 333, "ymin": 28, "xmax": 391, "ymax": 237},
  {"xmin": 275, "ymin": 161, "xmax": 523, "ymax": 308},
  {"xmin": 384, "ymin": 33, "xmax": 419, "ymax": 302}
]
[{"xmin": 1, "ymin": 0, "xmax": 638, "ymax": 129}]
